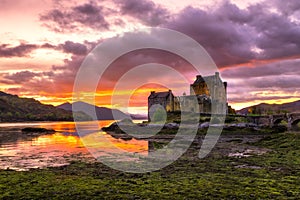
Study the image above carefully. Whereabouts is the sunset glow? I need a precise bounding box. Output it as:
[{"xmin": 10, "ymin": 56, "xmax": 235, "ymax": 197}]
[{"xmin": 1, "ymin": 0, "xmax": 299, "ymax": 113}]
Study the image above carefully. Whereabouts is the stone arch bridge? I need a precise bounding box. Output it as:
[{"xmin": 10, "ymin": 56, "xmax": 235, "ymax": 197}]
[
  {"xmin": 200, "ymin": 113, "xmax": 300, "ymax": 130},
  {"xmin": 237, "ymin": 113, "xmax": 300, "ymax": 130},
  {"xmin": 269, "ymin": 113, "xmax": 300, "ymax": 130}
]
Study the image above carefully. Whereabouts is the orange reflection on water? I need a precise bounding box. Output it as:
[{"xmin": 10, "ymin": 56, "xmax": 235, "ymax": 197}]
[
  {"xmin": 0, "ymin": 120, "xmax": 149, "ymax": 170},
  {"xmin": 35, "ymin": 121, "xmax": 77, "ymax": 133},
  {"xmin": 34, "ymin": 120, "xmax": 149, "ymax": 155},
  {"xmin": 32, "ymin": 133, "xmax": 85, "ymax": 149},
  {"xmin": 17, "ymin": 133, "xmax": 88, "ymax": 156},
  {"xmin": 0, "ymin": 132, "xmax": 90, "ymax": 171},
  {"xmin": 82, "ymin": 133, "xmax": 148, "ymax": 155},
  {"xmin": 105, "ymin": 134, "xmax": 148, "ymax": 154}
]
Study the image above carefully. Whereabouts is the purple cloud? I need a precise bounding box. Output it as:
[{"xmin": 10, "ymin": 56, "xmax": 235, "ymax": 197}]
[
  {"xmin": 165, "ymin": 5, "xmax": 255, "ymax": 67},
  {"xmin": 61, "ymin": 41, "xmax": 88, "ymax": 55},
  {"xmin": 115, "ymin": 0, "xmax": 170, "ymax": 26},
  {"xmin": 163, "ymin": 1, "xmax": 300, "ymax": 67},
  {"xmin": 222, "ymin": 59, "xmax": 300, "ymax": 79},
  {"xmin": 271, "ymin": 0, "xmax": 300, "ymax": 15},
  {"xmin": 0, "ymin": 43, "xmax": 37, "ymax": 57},
  {"xmin": 40, "ymin": 2, "xmax": 109, "ymax": 32},
  {"xmin": 3, "ymin": 71, "xmax": 37, "ymax": 84}
]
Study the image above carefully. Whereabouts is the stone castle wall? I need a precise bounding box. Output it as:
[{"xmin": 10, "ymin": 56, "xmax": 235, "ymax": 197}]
[{"xmin": 148, "ymin": 72, "xmax": 227, "ymax": 115}]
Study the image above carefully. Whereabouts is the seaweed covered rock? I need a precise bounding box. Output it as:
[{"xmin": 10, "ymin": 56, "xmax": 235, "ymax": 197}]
[
  {"xmin": 21, "ymin": 127, "xmax": 56, "ymax": 136},
  {"xmin": 102, "ymin": 122, "xmax": 120, "ymax": 132},
  {"xmin": 102, "ymin": 118, "xmax": 134, "ymax": 133}
]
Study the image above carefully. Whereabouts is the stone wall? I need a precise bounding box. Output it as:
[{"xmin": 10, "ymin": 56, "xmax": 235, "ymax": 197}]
[{"xmin": 148, "ymin": 72, "xmax": 228, "ymax": 116}]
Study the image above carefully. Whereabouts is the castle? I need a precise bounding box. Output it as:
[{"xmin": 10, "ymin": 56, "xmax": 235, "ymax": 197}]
[{"xmin": 148, "ymin": 72, "xmax": 227, "ymax": 118}]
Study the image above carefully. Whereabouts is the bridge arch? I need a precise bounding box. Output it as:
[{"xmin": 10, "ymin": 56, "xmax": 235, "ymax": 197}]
[
  {"xmin": 273, "ymin": 118, "xmax": 287, "ymax": 125},
  {"xmin": 291, "ymin": 118, "xmax": 300, "ymax": 126}
]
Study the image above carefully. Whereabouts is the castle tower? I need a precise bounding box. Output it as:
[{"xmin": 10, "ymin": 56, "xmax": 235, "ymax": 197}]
[{"xmin": 190, "ymin": 75, "xmax": 210, "ymax": 96}]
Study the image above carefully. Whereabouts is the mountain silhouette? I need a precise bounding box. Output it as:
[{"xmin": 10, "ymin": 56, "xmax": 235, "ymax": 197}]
[
  {"xmin": 57, "ymin": 101, "xmax": 130, "ymax": 120},
  {"xmin": 238, "ymin": 100, "xmax": 300, "ymax": 115},
  {"xmin": 0, "ymin": 91, "xmax": 90, "ymax": 122}
]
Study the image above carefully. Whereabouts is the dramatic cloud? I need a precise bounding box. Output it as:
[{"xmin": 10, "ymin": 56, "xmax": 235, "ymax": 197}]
[
  {"xmin": 2, "ymin": 71, "xmax": 37, "ymax": 84},
  {"xmin": 49, "ymin": 54, "xmax": 86, "ymax": 90},
  {"xmin": 0, "ymin": 43, "xmax": 37, "ymax": 57},
  {"xmin": 250, "ymin": 75, "xmax": 300, "ymax": 89},
  {"xmin": 41, "ymin": 43, "xmax": 56, "ymax": 48},
  {"xmin": 0, "ymin": 41, "xmax": 90, "ymax": 58},
  {"xmin": 222, "ymin": 59, "xmax": 300, "ymax": 79},
  {"xmin": 164, "ymin": 1, "xmax": 300, "ymax": 67},
  {"xmin": 222, "ymin": 59, "xmax": 300, "ymax": 105},
  {"xmin": 271, "ymin": 0, "xmax": 300, "ymax": 16},
  {"xmin": 165, "ymin": 4, "xmax": 255, "ymax": 67},
  {"xmin": 248, "ymin": 5, "xmax": 300, "ymax": 59},
  {"xmin": 61, "ymin": 41, "xmax": 88, "ymax": 55},
  {"xmin": 115, "ymin": 0, "xmax": 170, "ymax": 26},
  {"xmin": 0, "ymin": 56, "xmax": 82, "ymax": 101},
  {"xmin": 40, "ymin": 2, "xmax": 109, "ymax": 32}
]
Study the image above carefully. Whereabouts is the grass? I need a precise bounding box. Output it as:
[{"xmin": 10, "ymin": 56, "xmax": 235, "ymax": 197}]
[{"xmin": 0, "ymin": 132, "xmax": 299, "ymax": 199}]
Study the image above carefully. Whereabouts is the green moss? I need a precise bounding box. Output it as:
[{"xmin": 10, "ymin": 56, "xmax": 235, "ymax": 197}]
[{"xmin": 0, "ymin": 132, "xmax": 299, "ymax": 199}]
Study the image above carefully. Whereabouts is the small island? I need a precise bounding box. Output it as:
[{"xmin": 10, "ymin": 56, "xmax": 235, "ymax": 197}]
[{"xmin": 21, "ymin": 127, "xmax": 56, "ymax": 136}]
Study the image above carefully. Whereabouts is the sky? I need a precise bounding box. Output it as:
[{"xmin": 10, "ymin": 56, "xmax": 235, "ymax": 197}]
[{"xmin": 0, "ymin": 0, "xmax": 300, "ymax": 114}]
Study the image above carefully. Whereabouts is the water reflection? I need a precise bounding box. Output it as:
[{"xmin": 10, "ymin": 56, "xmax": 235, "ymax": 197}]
[{"xmin": 0, "ymin": 120, "xmax": 148, "ymax": 171}]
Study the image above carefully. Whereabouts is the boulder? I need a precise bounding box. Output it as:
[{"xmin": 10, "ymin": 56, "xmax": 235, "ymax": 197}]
[
  {"xmin": 101, "ymin": 122, "xmax": 119, "ymax": 131},
  {"xmin": 247, "ymin": 123, "xmax": 258, "ymax": 128},
  {"xmin": 164, "ymin": 123, "xmax": 179, "ymax": 129},
  {"xmin": 199, "ymin": 122, "xmax": 210, "ymax": 129},
  {"xmin": 235, "ymin": 123, "xmax": 247, "ymax": 128},
  {"xmin": 21, "ymin": 127, "xmax": 55, "ymax": 136}
]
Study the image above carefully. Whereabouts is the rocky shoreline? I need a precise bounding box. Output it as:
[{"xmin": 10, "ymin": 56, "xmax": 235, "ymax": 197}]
[
  {"xmin": 102, "ymin": 119, "xmax": 287, "ymax": 140},
  {"xmin": 21, "ymin": 127, "xmax": 56, "ymax": 136},
  {"xmin": 0, "ymin": 127, "xmax": 56, "ymax": 145}
]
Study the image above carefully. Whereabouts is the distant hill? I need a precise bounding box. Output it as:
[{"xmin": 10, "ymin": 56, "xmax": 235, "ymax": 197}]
[
  {"xmin": 0, "ymin": 91, "xmax": 90, "ymax": 122},
  {"xmin": 0, "ymin": 91, "xmax": 12, "ymax": 97},
  {"xmin": 57, "ymin": 101, "xmax": 131, "ymax": 120},
  {"xmin": 237, "ymin": 100, "xmax": 300, "ymax": 115},
  {"xmin": 130, "ymin": 113, "xmax": 148, "ymax": 120}
]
